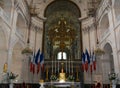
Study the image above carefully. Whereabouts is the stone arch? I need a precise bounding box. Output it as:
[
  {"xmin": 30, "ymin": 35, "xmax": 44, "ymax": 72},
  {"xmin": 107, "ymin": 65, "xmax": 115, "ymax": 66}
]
[
  {"xmin": 118, "ymin": 29, "xmax": 120, "ymax": 68},
  {"xmin": 114, "ymin": 0, "xmax": 120, "ymax": 20},
  {"xmin": 44, "ymin": 0, "xmax": 81, "ymax": 59},
  {"xmin": 0, "ymin": 18, "xmax": 9, "ymax": 83},
  {"xmin": 11, "ymin": 42, "xmax": 24, "ymax": 83},
  {"xmin": 35, "ymin": 0, "xmax": 82, "ymax": 17},
  {"xmin": 44, "ymin": 0, "xmax": 81, "ymax": 17},
  {"xmin": 16, "ymin": 13, "xmax": 28, "ymax": 42},
  {"xmin": 0, "ymin": 18, "xmax": 9, "ymax": 47},
  {"xmin": 0, "ymin": 20, "xmax": 7, "ymax": 73},
  {"xmin": 2, "ymin": 0, "xmax": 12, "ymax": 20},
  {"xmin": 102, "ymin": 43, "xmax": 114, "ymax": 83},
  {"xmin": 42, "ymin": 0, "xmax": 83, "ymax": 83},
  {"xmin": 99, "ymin": 13, "xmax": 109, "ymax": 37}
]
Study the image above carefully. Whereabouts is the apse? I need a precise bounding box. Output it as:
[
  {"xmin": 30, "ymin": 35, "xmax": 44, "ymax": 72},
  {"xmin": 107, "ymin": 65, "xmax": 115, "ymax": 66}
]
[
  {"xmin": 42, "ymin": 0, "xmax": 83, "ymax": 83},
  {"xmin": 44, "ymin": 0, "xmax": 81, "ymax": 60}
]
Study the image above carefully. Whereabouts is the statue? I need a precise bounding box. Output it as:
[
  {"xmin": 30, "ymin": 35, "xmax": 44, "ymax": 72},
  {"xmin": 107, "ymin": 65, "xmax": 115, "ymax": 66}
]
[
  {"xmin": 59, "ymin": 63, "xmax": 66, "ymax": 82},
  {"xmin": 111, "ymin": 79, "xmax": 117, "ymax": 88},
  {"xmin": 39, "ymin": 80, "xmax": 45, "ymax": 88},
  {"xmin": 39, "ymin": 83, "xmax": 44, "ymax": 88},
  {"xmin": 108, "ymin": 72, "xmax": 118, "ymax": 88}
]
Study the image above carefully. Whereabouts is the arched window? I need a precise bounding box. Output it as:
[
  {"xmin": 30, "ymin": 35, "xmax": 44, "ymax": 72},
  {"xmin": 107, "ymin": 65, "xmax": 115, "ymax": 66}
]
[
  {"xmin": 57, "ymin": 52, "xmax": 67, "ymax": 60},
  {"xmin": 102, "ymin": 43, "xmax": 114, "ymax": 83},
  {"xmin": 99, "ymin": 13, "xmax": 109, "ymax": 39},
  {"xmin": 114, "ymin": 0, "xmax": 120, "ymax": 21}
]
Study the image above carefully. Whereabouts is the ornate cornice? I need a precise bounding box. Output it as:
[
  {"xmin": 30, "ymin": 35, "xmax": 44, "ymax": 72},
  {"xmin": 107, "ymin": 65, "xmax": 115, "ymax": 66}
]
[
  {"xmin": 82, "ymin": 17, "xmax": 96, "ymax": 33},
  {"xmin": 31, "ymin": 18, "xmax": 43, "ymax": 33}
]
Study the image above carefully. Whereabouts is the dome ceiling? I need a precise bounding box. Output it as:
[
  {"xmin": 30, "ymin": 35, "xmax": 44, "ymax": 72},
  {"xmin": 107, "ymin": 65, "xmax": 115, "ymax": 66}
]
[
  {"xmin": 26, "ymin": 0, "xmax": 102, "ymax": 18},
  {"xmin": 44, "ymin": 0, "xmax": 81, "ymax": 32}
]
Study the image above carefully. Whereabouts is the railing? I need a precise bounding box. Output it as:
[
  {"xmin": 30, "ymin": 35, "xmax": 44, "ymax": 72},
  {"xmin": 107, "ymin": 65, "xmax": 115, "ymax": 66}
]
[
  {"xmin": 44, "ymin": 82, "xmax": 81, "ymax": 88},
  {"xmin": 44, "ymin": 61, "xmax": 81, "ymax": 64},
  {"xmin": 0, "ymin": 7, "xmax": 10, "ymax": 26}
]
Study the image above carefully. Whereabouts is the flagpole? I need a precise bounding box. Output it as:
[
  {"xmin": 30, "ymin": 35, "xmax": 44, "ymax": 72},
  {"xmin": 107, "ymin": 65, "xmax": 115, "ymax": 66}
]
[
  {"xmin": 32, "ymin": 28, "xmax": 37, "ymax": 83},
  {"xmin": 40, "ymin": 65, "xmax": 41, "ymax": 80}
]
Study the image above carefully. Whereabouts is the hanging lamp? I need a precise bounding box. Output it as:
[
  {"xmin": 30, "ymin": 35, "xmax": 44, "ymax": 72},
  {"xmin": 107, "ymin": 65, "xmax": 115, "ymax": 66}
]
[
  {"xmin": 21, "ymin": 20, "xmax": 33, "ymax": 55},
  {"xmin": 21, "ymin": 16, "xmax": 33, "ymax": 55},
  {"xmin": 21, "ymin": 0, "xmax": 35, "ymax": 55},
  {"xmin": 94, "ymin": 15, "xmax": 104, "ymax": 56},
  {"xmin": 21, "ymin": 38, "xmax": 33, "ymax": 55}
]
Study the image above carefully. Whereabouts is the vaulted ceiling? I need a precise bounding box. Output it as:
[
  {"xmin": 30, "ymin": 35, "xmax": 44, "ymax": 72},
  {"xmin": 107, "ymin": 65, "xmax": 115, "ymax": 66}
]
[
  {"xmin": 25, "ymin": 0, "xmax": 102, "ymax": 59},
  {"xmin": 25, "ymin": 0, "xmax": 102, "ymax": 19}
]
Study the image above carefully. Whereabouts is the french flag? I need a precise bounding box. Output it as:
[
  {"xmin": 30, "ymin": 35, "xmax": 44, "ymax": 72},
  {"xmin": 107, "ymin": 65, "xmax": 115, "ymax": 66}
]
[
  {"xmin": 82, "ymin": 52, "xmax": 85, "ymax": 71},
  {"xmin": 92, "ymin": 52, "xmax": 96, "ymax": 71},
  {"xmin": 40, "ymin": 53, "xmax": 44, "ymax": 72},
  {"xmin": 37, "ymin": 59, "xmax": 40, "ymax": 74},
  {"xmin": 36, "ymin": 53, "xmax": 41, "ymax": 74},
  {"xmin": 35, "ymin": 49, "xmax": 40, "ymax": 64},
  {"xmin": 30, "ymin": 52, "xmax": 36, "ymax": 74},
  {"xmin": 90, "ymin": 52, "xmax": 93, "ymax": 74},
  {"xmin": 85, "ymin": 49, "xmax": 90, "ymax": 72}
]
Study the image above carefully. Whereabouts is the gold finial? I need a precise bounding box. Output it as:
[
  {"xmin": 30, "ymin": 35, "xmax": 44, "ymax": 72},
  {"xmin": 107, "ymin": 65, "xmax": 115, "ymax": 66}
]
[{"xmin": 39, "ymin": 79, "xmax": 44, "ymax": 83}]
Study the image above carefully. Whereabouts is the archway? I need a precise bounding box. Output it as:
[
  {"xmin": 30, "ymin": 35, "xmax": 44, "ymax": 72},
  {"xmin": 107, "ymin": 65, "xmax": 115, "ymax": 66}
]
[
  {"xmin": 2, "ymin": 0, "xmax": 12, "ymax": 20},
  {"xmin": 11, "ymin": 42, "xmax": 24, "ymax": 83},
  {"xmin": 43, "ymin": 0, "xmax": 83, "ymax": 84},
  {"xmin": 44, "ymin": 0, "xmax": 81, "ymax": 60},
  {"xmin": 0, "ymin": 19, "xmax": 7, "ymax": 78},
  {"xmin": 99, "ymin": 13, "xmax": 109, "ymax": 38},
  {"xmin": 102, "ymin": 43, "xmax": 114, "ymax": 83},
  {"xmin": 114, "ymin": 0, "xmax": 120, "ymax": 21},
  {"xmin": 16, "ymin": 13, "xmax": 28, "ymax": 42}
]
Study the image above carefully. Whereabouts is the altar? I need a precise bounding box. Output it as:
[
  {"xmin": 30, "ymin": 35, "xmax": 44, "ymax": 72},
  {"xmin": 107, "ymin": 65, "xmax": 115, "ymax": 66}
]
[
  {"xmin": 40, "ymin": 63, "xmax": 82, "ymax": 88},
  {"xmin": 41, "ymin": 82, "xmax": 81, "ymax": 88}
]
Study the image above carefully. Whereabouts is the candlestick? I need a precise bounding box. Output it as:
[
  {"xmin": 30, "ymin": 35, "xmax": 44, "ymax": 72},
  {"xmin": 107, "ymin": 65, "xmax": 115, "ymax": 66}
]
[
  {"xmin": 58, "ymin": 60, "xmax": 59, "ymax": 73},
  {"xmin": 55, "ymin": 58, "xmax": 56, "ymax": 73},
  {"xmin": 45, "ymin": 66, "xmax": 48, "ymax": 81},
  {"xmin": 72, "ymin": 59, "xmax": 73, "ymax": 73},
  {"xmin": 52, "ymin": 58, "xmax": 53, "ymax": 74},
  {"xmin": 66, "ymin": 60, "xmax": 67, "ymax": 73},
  {"xmin": 69, "ymin": 58, "xmax": 70, "ymax": 74},
  {"xmin": 76, "ymin": 66, "xmax": 79, "ymax": 81}
]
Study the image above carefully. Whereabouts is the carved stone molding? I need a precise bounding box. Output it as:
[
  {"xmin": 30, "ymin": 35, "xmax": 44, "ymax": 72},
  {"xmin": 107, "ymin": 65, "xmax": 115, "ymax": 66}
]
[
  {"xmin": 31, "ymin": 23, "xmax": 43, "ymax": 33},
  {"xmin": 15, "ymin": 0, "xmax": 30, "ymax": 24},
  {"xmin": 96, "ymin": 0, "xmax": 111, "ymax": 21}
]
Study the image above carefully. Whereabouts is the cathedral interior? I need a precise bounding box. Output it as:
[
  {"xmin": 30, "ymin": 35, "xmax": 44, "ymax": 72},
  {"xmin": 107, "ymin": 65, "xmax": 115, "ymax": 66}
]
[{"xmin": 0, "ymin": 0, "xmax": 120, "ymax": 88}]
